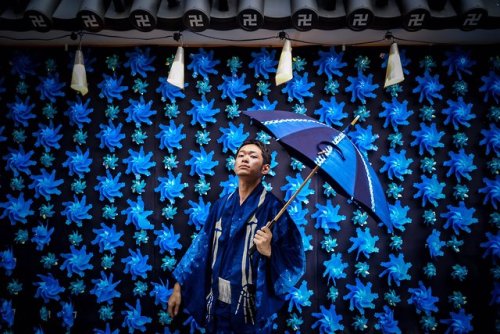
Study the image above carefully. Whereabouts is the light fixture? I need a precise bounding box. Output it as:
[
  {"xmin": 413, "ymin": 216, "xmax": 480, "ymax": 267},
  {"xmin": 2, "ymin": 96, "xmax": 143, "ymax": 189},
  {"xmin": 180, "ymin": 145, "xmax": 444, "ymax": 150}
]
[
  {"xmin": 167, "ymin": 32, "xmax": 184, "ymax": 89},
  {"xmin": 384, "ymin": 32, "xmax": 404, "ymax": 88},
  {"xmin": 70, "ymin": 32, "xmax": 88, "ymax": 96},
  {"xmin": 275, "ymin": 32, "xmax": 293, "ymax": 86}
]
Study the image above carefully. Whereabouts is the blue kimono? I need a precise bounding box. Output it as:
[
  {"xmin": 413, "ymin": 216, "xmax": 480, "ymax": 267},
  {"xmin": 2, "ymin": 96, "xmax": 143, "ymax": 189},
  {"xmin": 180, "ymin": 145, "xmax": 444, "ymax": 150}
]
[{"xmin": 173, "ymin": 183, "xmax": 305, "ymax": 333}]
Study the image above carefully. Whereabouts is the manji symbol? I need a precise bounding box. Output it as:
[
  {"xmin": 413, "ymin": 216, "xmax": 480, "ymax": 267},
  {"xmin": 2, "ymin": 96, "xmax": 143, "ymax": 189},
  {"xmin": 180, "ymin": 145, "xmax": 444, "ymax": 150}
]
[
  {"xmin": 29, "ymin": 15, "xmax": 47, "ymax": 28},
  {"xmin": 408, "ymin": 13, "xmax": 426, "ymax": 27},
  {"xmin": 463, "ymin": 13, "xmax": 482, "ymax": 27},
  {"xmin": 296, "ymin": 14, "xmax": 313, "ymax": 27},
  {"xmin": 135, "ymin": 14, "xmax": 152, "ymax": 27},
  {"xmin": 352, "ymin": 13, "xmax": 369, "ymax": 27},
  {"xmin": 81, "ymin": 14, "xmax": 101, "ymax": 28},
  {"xmin": 241, "ymin": 13, "xmax": 258, "ymax": 27},
  {"xmin": 188, "ymin": 14, "xmax": 205, "ymax": 27}
]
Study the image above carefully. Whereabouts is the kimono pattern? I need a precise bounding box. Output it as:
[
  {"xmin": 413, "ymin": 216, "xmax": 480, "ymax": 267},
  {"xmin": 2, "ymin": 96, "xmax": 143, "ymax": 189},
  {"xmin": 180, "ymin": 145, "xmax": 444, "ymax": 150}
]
[{"xmin": 173, "ymin": 183, "xmax": 305, "ymax": 332}]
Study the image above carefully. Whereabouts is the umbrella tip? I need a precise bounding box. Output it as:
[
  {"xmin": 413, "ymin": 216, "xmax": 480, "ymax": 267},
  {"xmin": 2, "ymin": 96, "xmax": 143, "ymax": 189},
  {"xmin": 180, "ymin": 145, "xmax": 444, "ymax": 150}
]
[{"xmin": 351, "ymin": 115, "xmax": 360, "ymax": 126}]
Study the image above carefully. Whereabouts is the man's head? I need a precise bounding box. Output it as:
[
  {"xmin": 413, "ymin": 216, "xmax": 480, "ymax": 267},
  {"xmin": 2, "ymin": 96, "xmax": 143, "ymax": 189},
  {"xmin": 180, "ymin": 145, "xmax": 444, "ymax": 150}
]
[{"xmin": 234, "ymin": 139, "xmax": 271, "ymax": 179}]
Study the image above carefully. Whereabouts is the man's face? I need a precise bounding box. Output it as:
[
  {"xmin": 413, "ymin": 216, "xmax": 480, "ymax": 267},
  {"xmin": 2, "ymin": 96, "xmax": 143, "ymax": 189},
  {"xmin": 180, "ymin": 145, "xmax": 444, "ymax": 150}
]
[{"xmin": 234, "ymin": 144, "xmax": 270, "ymax": 179}]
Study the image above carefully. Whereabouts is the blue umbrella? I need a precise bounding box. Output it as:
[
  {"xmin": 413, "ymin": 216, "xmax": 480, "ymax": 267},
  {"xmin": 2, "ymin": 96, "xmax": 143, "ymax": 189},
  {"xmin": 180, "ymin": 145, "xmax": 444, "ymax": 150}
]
[{"xmin": 243, "ymin": 109, "xmax": 390, "ymax": 231}]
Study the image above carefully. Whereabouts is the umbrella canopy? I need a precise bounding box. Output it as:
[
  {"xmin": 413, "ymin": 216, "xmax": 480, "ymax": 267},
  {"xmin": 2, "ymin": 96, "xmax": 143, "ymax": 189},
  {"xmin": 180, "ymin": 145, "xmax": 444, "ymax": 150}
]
[{"xmin": 243, "ymin": 109, "xmax": 390, "ymax": 226}]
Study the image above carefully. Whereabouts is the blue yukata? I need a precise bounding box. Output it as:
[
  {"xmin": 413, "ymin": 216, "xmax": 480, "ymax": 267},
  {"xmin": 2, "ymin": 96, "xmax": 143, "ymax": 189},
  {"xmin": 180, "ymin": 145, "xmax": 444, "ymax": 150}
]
[{"xmin": 173, "ymin": 183, "xmax": 305, "ymax": 333}]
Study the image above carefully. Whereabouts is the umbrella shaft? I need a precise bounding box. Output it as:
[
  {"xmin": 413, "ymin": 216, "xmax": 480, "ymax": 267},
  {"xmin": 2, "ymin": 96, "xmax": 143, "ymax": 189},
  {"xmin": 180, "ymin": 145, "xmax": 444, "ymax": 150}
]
[{"xmin": 266, "ymin": 164, "xmax": 320, "ymax": 229}]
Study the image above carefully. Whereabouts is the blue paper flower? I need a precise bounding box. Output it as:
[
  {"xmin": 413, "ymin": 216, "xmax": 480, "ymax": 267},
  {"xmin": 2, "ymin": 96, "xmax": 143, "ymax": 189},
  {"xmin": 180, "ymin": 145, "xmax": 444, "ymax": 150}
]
[
  {"xmin": 63, "ymin": 146, "xmax": 92, "ymax": 178},
  {"xmin": 379, "ymin": 253, "xmax": 412, "ymax": 287},
  {"xmin": 71, "ymin": 178, "xmax": 86, "ymax": 193},
  {"xmin": 281, "ymin": 72, "xmax": 315, "ymax": 103},
  {"xmin": 442, "ymin": 49, "xmax": 476, "ymax": 80},
  {"xmin": 90, "ymin": 271, "xmax": 121, "ymax": 304},
  {"xmin": 348, "ymin": 227, "xmax": 380, "ymax": 260},
  {"xmin": 184, "ymin": 197, "xmax": 210, "ymax": 232},
  {"xmin": 382, "ymin": 200, "xmax": 411, "ymax": 233},
  {"xmin": 155, "ymin": 171, "xmax": 188, "ymax": 203},
  {"xmin": 31, "ymin": 223, "xmax": 54, "ymax": 251},
  {"xmin": 156, "ymin": 76, "xmax": 186, "ymax": 102},
  {"xmin": 251, "ymin": 100, "xmax": 283, "ymax": 118},
  {"xmin": 36, "ymin": 74, "xmax": 65, "ymax": 103},
  {"xmin": 33, "ymin": 121, "xmax": 63, "ymax": 152},
  {"xmin": 349, "ymin": 124, "xmax": 379, "ymax": 156},
  {"xmin": 311, "ymin": 304, "xmax": 344, "ymax": 333},
  {"xmin": 61, "ymin": 195, "xmax": 93, "ymax": 227},
  {"xmin": 7, "ymin": 96, "xmax": 36, "ymax": 127},
  {"xmin": 408, "ymin": 281, "xmax": 439, "ymax": 315},
  {"xmin": 217, "ymin": 122, "xmax": 249, "ymax": 154},
  {"xmin": 121, "ymin": 299, "xmax": 152, "ymax": 333},
  {"xmin": 343, "ymin": 278, "xmax": 378, "ymax": 314},
  {"xmin": 312, "ymin": 200, "xmax": 345, "ymax": 233},
  {"xmin": 380, "ymin": 98, "xmax": 414, "ymax": 131},
  {"xmin": 98, "ymin": 74, "xmax": 129, "ymax": 103},
  {"xmin": 187, "ymin": 48, "xmax": 220, "ymax": 79},
  {"xmin": 374, "ymin": 305, "xmax": 401, "ymax": 334},
  {"xmin": 123, "ymin": 146, "xmax": 156, "ymax": 177},
  {"xmin": 155, "ymin": 120, "xmax": 186, "ymax": 153},
  {"xmin": 285, "ymin": 280, "xmax": 313, "ymax": 313},
  {"xmin": 0, "ymin": 299, "xmax": 14, "ymax": 327},
  {"xmin": 3, "ymin": 145, "xmax": 36, "ymax": 176},
  {"xmin": 380, "ymin": 149, "xmax": 413, "ymax": 181},
  {"xmin": 10, "ymin": 52, "xmax": 37, "ymax": 78},
  {"xmin": 314, "ymin": 97, "xmax": 347, "ymax": 127},
  {"xmin": 281, "ymin": 173, "xmax": 314, "ymax": 204},
  {"xmin": 0, "ymin": 248, "xmax": 16, "ymax": 276},
  {"xmin": 480, "ymin": 232, "xmax": 500, "ymax": 260},
  {"xmin": 345, "ymin": 72, "xmax": 379, "ymax": 104},
  {"xmin": 413, "ymin": 72, "xmax": 444, "ymax": 105},
  {"xmin": 121, "ymin": 249, "xmax": 152, "ymax": 280},
  {"xmin": 28, "ymin": 168, "xmax": 63, "ymax": 200},
  {"xmin": 154, "ymin": 223, "xmax": 182, "ymax": 255},
  {"xmin": 426, "ymin": 229, "xmax": 446, "ymax": 259},
  {"xmin": 60, "ymin": 245, "xmax": 93, "ymax": 277},
  {"xmin": 313, "ymin": 47, "xmax": 347, "ymax": 78},
  {"xmin": 150, "ymin": 279, "xmax": 172, "ymax": 308},
  {"xmin": 442, "ymin": 97, "xmax": 475, "ymax": 130},
  {"xmin": 410, "ymin": 122, "xmax": 445, "ymax": 156},
  {"xmin": 34, "ymin": 274, "xmax": 65, "ymax": 303},
  {"xmin": 413, "ymin": 174, "xmax": 446, "ymax": 207},
  {"xmin": 443, "ymin": 149, "xmax": 477, "ymax": 182},
  {"xmin": 217, "ymin": 73, "xmax": 250, "ymax": 103},
  {"xmin": 0, "ymin": 192, "xmax": 34, "ymax": 225},
  {"xmin": 124, "ymin": 96, "xmax": 157, "ymax": 127},
  {"xmin": 124, "ymin": 47, "xmax": 156, "ymax": 78},
  {"xmin": 249, "ymin": 48, "xmax": 277, "ymax": 79},
  {"xmin": 97, "ymin": 121, "xmax": 126, "ymax": 153},
  {"xmin": 480, "ymin": 70, "xmax": 500, "ymax": 103},
  {"xmin": 441, "ymin": 201, "xmax": 478, "ymax": 235},
  {"xmin": 440, "ymin": 309, "xmax": 473, "ymax": 334},
  {"xmin": 57, "ymin": 301, "xmax": 75, "ymax": 330},
  {"xmin": 323, "ymin": 252, "xmax": 348, "ymax": 285},
  {"xmin": 186, "ymin": 96, "xmax": 220, "ymax": 128},
  {"xmin": 92, "ymin": 223, "xmax": 125, "ymax": 253},
  {"xmin": 121, "ymin": 196, "xmax": 154, "ymax": 230},
  {"xmin": 65, "ymin": 97, "xmax": 93, "ymax": 128},
  {"xmin": 479, "ymin": 124, "xmax": 499, "ymax": 156}
]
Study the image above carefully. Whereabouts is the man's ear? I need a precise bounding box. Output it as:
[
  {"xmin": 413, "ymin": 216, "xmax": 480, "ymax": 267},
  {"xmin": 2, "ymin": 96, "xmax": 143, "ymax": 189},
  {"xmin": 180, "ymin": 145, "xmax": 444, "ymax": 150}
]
[{"xmin": 261, "ymin": 164, "xmax": 270, "ymax": 175}]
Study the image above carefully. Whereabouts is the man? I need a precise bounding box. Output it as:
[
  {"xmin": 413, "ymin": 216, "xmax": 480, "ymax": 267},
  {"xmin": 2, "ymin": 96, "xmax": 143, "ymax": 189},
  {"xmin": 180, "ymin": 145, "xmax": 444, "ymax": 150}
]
[{"xmin": 168, "ymin": 139, "xmax": 305, "ymax": 333}]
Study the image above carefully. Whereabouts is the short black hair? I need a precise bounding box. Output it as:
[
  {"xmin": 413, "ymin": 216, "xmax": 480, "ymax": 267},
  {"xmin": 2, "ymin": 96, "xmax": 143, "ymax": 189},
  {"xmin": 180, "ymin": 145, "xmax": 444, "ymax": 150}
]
[{"xmin": 236, "ymin": 139, "xmax": 271, "ymax": 165}]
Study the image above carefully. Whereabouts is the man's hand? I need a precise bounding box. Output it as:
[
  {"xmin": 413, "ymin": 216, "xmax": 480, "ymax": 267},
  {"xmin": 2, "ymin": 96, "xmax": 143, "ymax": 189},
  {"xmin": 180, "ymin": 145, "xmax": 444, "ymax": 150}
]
[
  {"xmin": 167, "ymin": 282, "xmax": 182, "ymax": 318},
  {"xmin": 253, "ymin": 226, "xmax": 272, "ymax": 257}
]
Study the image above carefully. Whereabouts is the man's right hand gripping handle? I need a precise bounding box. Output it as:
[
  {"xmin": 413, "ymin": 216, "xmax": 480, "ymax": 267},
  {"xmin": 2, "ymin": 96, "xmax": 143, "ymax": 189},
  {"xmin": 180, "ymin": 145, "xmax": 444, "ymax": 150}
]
[{"xmin": 167, "ymin": 282, "xmax": 182, "ymax": 318}]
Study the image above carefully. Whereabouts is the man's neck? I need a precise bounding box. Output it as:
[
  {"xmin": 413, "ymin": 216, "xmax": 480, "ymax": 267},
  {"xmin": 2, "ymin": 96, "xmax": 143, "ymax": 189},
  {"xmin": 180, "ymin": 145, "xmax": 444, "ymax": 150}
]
[{"xmin": 238, "ymin": 178, "xmax": 261, "ymax": 205}]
